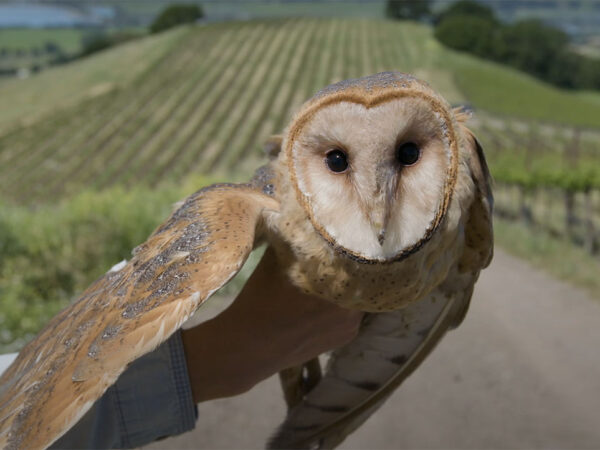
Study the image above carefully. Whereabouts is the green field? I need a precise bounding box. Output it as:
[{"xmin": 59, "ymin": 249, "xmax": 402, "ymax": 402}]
[
  {"xmin": 0, "ymin": 28, "xmax": 84, "ymax": 54},
  {"xmin": 0, "ymin": 28, "xmax": 86, "ymax": 73},
  {"xmin": 1, "ymin": 18, "xmax": 599, "ymax": 205},
  {"xmin": 0, "ymin": 26, "xmax": 186, "ymax": 131}
]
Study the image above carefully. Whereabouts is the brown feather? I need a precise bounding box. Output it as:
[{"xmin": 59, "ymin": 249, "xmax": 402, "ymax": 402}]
[
  {"xmin": 448, "ymin": 126, "xmax": 493, "ymax": 328},
  {"xmin": 0, "ymin": 184, "xmax": 278, "ymax": 450}
]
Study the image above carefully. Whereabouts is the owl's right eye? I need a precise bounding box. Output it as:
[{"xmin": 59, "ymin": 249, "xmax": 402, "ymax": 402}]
[{"xmin": 325, "ymin": 149, "xmax": 348, "ymax": 173}]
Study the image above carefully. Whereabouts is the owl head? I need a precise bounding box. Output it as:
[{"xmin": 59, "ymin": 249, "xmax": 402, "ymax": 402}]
[{"xmin": 279, "ymin": 72, "xmax": 465, "ymax": 264}]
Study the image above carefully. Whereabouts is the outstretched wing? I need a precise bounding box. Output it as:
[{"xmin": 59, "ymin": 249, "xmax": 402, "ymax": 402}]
[
  {"xmin": 270, "ymin": 126, "xmax": 493, "ymax": 449},
  {"xmin": 0, "ymin": 182, "xmax": 278, "ymax": 450}
]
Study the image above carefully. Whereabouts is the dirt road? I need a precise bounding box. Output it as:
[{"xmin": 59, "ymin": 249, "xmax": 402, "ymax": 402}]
[{"xmin": 147, "ymin": 248, "xmax": 600, "ymax": 449}]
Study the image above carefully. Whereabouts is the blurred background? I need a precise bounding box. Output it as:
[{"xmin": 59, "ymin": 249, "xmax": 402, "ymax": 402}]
[{"xmin": 0, "ymin": 0, "xmax": 599, "ymax": 448}]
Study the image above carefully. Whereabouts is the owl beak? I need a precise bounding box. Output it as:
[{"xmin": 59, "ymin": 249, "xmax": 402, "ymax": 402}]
[{"xmin": 371, "ymin": 165, "xmax": 399, "ymax": 246}]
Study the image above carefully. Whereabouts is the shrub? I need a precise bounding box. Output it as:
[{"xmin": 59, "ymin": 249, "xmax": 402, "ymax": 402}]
[
  {"xmin": 434, "ymin": 15, "xmax": 499, "ymax": 58},
  {"xmin": 497, "ymin": 20, "xmax": 568, "ymax": 79},
  {"xmin": 150, "ymin": 4, "xmax": 203, "ymax": 34},
  {"xmin": 434, "ymin": 0, "xmax": 497, "ymax": 25},
  {"xmin": 0, "ymin": 184, "xmax": 189, "ymax": 351},
  {"xmin": 0, "ymin": 176, "xmax": 259, "ymax": 352},
  {"xmin": 80, "ymin": 32, "xmax": 113, "ymax": 57}
]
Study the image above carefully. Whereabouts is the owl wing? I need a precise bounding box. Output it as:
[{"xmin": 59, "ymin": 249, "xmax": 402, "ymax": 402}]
[
  {"xmin": 0, "ymin": 181, "xmax": 278, "ymax": 450},
  {"xmin": 269, "ymin": 129, "xmax": 493, "ymax": 449},
  {"xmin": 450, "ymin": 126, "xmax": 493, "ymax": 328},
  {"xmin": 269, "ymin": 292, "xmax": 458, "ymax": 449}
]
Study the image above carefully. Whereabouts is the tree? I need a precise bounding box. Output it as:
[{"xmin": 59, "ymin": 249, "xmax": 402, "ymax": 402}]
[
  {"xmin": 434, "ymin": 15, "xmax": 498, "ymax": 58},
  {"xmin": 579, "ymin": 58, "xmax": 600, "ymax": 90},
  {"xmin": 498, "ymin": 20, "xmax": 568, "ymax": 79},
  {"xmin": 80, "ymin": 32, "xmax": 112, "ymax": 57},
  {"xmin": 433, "ymin": 0, "xmax": 600, "ymax": 91},
  {"xmin": 549, "ymin": 52, "xmax": 600, "ymax": 91},
  {"xmin": 150, "ymin": 4, "xmax": 203, "ymax": 34},
  {"xmin": 386, "ymin": 0, "xmax": 431, "ymax": 21},
  {"xmin": 435, "ymin": 0, "xmax": 498, "ymax": 25},
  {"xmin": 44, "ymin": 41, "xmax": 61, "ymax": 55}
]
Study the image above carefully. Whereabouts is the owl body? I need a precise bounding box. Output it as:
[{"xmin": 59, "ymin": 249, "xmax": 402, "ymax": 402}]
[{"xmin": 0, "ymin": 72, "xmax": 492, "ymax": 450}]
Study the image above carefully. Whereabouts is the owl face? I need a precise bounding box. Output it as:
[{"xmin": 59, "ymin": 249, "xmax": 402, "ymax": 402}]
[{"xmin": 284, "ymin": 74, "xmax": 459, "ymax": 263}]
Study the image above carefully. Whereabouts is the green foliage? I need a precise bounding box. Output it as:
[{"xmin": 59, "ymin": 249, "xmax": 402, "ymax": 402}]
[
  {"xmin": 434, "ymin": 0, "xmax": 497, "ymax": 25},
  {"xmin": 548, "ymin": 50, "xmax": 600, "ymax": 91},
  {"xmin": 434, "ymin": 3, "xmax": 600, "ymax": 91},
  {"xmin": 80, "ymin": 30, "xmax": 141, "ymax": 58},
  {"xmin": 434, "ymin": 15, "xmax": 498, "ymax": 58},
  {"xmin": 497, "ymin": 20, "xmax": 568, "ymax": 80},
  {"xmin": 0, "ymin": 179, "xmax": 214, "ymax": 351},
  {"xmin": 385, "ymin": 0, "xmax": 430, "ymax": 20},
  {"xmin": 483, "ymin": 140, "xmax": 600, "ymax": 193},
  {"xmin": 150, "ymin": 4, "xmax": 204, "ymax": 34},
  {"xmin": 80, "ymin": 32, "xmax": 113, "ymax": 57}
]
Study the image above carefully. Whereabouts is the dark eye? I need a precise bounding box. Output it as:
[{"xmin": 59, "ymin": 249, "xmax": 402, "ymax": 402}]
[
  {"xmin": 325, "ymin": 149, "xmax": 348, "ymax": 173},
  {"xmin": 396, "ymin": 142, "xmax": 420, "ymax": 166}
]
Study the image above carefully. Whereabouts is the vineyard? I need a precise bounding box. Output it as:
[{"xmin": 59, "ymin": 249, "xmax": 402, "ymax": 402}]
[
  {"xmin": 1, "ymin": 18, "xmax": 600, "ymax": 204},
  {"xmin": 476, "ymin": 119, "xmax": 600, "ymax": 254}
]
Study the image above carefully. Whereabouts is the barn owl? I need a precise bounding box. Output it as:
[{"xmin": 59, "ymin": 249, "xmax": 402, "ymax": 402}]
[{"xmin": 0, "ymin": 72, "xmax": 493, "ymax": 449}]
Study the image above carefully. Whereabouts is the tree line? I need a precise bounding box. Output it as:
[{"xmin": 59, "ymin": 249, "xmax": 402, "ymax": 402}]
[{"xmin": 387, "ymin": 0, "xmax": 600, "ymax": 91}]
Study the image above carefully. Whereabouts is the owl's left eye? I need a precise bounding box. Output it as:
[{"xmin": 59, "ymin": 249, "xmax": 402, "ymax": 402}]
[
  {"xmin": 325, "ymin": 149, "xmax": 348, "ymax": 173},
  {"xmin": 396, "ymin": 142, "xmax": 421, "ymax": 166}
]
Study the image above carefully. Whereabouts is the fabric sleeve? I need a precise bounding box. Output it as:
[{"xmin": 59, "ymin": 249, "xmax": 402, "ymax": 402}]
[{"xmin": 51, "ymin": 330, "xmax": 197, "ymax": 449}]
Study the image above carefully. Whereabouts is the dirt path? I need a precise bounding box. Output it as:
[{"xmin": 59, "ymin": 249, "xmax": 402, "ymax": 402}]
[{"xmin": 147, "ymin": 249, "xmax": 600, "ymax": 449}]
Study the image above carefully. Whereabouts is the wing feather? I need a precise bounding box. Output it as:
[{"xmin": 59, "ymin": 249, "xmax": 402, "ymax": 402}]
[
  {"xmin": 450, "ymin": 125, "xmax": 493, "ymax": 328},
  {"xmin": 269, "ymin": 291, "xmax": 457, "ymax": 449},
  {"xmin": 0, "ymin": 183, "xmax": 278, "ymax": 450}
]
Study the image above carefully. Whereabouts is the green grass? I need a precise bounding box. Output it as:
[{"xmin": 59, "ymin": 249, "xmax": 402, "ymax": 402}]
[
  {"xmin": 0, "ymin": 28, "xmax": 84, "ymax": 54},
  {"xmin": 448, "ymin": 53, "xmax": 600, "ymax": 128},
  {"xmin": 494, "ymin": 217, "xmax": 600, "ymax": 299}
]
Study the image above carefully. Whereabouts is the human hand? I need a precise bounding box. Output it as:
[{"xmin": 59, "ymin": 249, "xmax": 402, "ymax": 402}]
[{"xmin": 181, "ymin": 248, "xmax": 363, "ymax": 403}]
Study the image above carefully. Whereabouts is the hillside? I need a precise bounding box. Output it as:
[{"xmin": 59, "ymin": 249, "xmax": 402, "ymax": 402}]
[
  {"xmin": 1, "ymin": 18, "xmax": 599, "ymax": 203},
  {"xmin": 0, "ymin": 26, "xmax": 187, "ymax": 131}
]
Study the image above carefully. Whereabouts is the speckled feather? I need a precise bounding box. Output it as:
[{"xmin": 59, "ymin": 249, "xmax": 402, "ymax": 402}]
[{"xmin": 0, "ymin": 184, "xmax": 278, "ymax": 450}]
